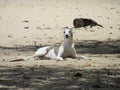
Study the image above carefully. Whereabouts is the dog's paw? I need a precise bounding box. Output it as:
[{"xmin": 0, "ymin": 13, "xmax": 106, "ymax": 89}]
[
  {"xmin": 77, "ymin": 55, "xmax": 91, "ymax": 60},
  {"xmin": 56, "ymin": 57, "xmax": 63, "ymax": 61}
]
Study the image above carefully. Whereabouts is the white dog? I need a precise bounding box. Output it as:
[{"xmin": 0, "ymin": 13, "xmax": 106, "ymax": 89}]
[{"xmin": 27, "ymin": 27, "xmax": 88, "ymax": 60}]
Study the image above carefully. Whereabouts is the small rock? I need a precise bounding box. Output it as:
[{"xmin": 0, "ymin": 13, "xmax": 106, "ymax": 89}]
[
  {"xmin": 24, "ymin": 27, "xmax": 29, "ymax": 29},
  {"xmin": 109, "ymin": 32, "xmax": 112, "ymax": 34},
  {"xmin": 110, "ymin": 26, "xmax": 113, "ymax": 29},
  {"xmin": 92, "ymin": 84, "xmax": 101, "ymax": 88},
  {"xmin": 8, "ymin": 34, "xmax": 13, "ymax": 38},
  {"xmin": 90, "ymin": 30, "xmax": 95, "ymax": 32},
  {"xmin": 105, "ymin": 56, "xmax": 108, "ymax": 58},
  {"xmin": 73, "ymin": 72, "xmax": 82, "ymax": 77},
  {"xmin": 116, "ymin": 11, "xmax": 120, "ymax": 13},
  {"xmin": 18, "ymin": 53, "xmax": 21, "ymax": 55},
  {"xmin": 111, "ymin": 7, "xmax": 115, "ymax": 10},
  {"xmin": 2, "ymin": 59, "xmax": 5, "ymax": 61},
  {"xmin": 23, "ymin": 20, "xmax": 29, "ymax": 23},
  {"xmin": 107, "ymin": 70, "xmax": 113, "ymax": 75},
  {"xmin": 23, "ymin": 36, "xmax": 27, "ymax": 38},
  {"xmin": 23, "ymin": 75, "xmax": 30, "ymax": 79}
]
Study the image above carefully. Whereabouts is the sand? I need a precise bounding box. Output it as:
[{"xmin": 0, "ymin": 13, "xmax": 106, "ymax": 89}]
[{"xmin": 0, "ymin": 0, "xmax": 120, "ymax": 89}]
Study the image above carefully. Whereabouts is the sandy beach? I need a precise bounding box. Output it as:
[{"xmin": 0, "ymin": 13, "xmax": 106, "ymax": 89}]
[{"xmin": 0, "ymin": 0, "xmax": 120, "ymax": 89}]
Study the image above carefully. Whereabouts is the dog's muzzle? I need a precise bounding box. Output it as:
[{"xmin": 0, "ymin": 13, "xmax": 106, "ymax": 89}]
[{"xmin": 65, "ymin": 35, "xmax": 69, "ymax": 38}]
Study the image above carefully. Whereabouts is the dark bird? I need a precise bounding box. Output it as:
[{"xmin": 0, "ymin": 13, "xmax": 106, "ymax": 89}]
[{"xmin": 73, "ymin": 18, "xmax": 103, "ymax": 28}]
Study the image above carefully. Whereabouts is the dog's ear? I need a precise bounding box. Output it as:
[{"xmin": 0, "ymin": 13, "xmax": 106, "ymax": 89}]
[
  {"xmin": 70, "ymin": 27, "xmax": 76, "ymax": 34},
  {"xmin": 63, "ymin": 27, "xmax": 69, "ymax": 29},
  {"xmin": 70, "ymin": 27, "xmax": 74, "ymax": 32}
]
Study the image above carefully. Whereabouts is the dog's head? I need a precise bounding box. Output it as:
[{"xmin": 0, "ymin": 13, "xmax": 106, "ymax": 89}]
[{"xmin": 63, "ymin": 27, "xmax": 73, "ymax": 39}]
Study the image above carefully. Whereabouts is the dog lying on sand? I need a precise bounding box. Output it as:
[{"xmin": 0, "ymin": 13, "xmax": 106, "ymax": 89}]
[
  {"xmin": 26, "ymin": 27, "xmax": 89, "ymax": 61},
  {"xmin": 9, "ymin": 27, "xmax": 89, "ymax": 62},
  {"xmin": 73, "ymin": 18, "xmax": 103, "ymax": 28}
]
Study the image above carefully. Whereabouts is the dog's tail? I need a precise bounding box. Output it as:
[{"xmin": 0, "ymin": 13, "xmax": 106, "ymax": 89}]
[
  {"xmin": 24, "ymin": 55, "xmax": 35, "ymax": 60},
  {"xmin": 9, "ymin": 55, "xmax": 35, "ymax": 62},
  {"xmin": 97, "ymin": 24, "xmax": 104, "ymax": 28}
]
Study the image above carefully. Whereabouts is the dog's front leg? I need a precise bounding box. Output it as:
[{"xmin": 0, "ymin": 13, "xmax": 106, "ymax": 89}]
[
  {"xmin": 76, "ymin": 55, "xmax": 91, "ymax": 60},
  {"xmin": 56, "ymin": 46, "xmax": 64, "ymax": 61}
]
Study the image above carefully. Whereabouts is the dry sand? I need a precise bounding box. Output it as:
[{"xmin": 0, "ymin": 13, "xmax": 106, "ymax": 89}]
[{"xmin": 0, "ymin": 0, "xmax": 120, "ymax": 89}]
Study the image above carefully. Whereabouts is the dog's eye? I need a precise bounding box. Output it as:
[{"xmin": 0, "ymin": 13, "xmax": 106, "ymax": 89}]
[
  {"xmin": 64, "ymin": 31, "xmax": 65, "ymax": 33},
  {"xmin": 69, "ymin": 31, "xmax": 71, "ymax": 33}
]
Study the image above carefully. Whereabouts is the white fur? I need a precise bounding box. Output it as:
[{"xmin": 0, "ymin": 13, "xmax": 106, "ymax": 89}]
[{"xmin": 27, "ymin": 27, "xmax": 89, "ymax": 60}]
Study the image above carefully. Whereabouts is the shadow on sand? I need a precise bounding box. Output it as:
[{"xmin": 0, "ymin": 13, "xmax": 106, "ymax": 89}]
[
  {"xmin": 0, "ymin": 40, "xmax": 120, "ymax": 54},
  {"xmin": 0, "ymin": 40, "xmax": 120, "ymax": 89},
  {"xmin": 75, "ymin": 40, "xmax": 120, "ymax": 54},
  {"xmin": 0, "ymin": 65, "xmax": 120, "ymax": 89}
]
